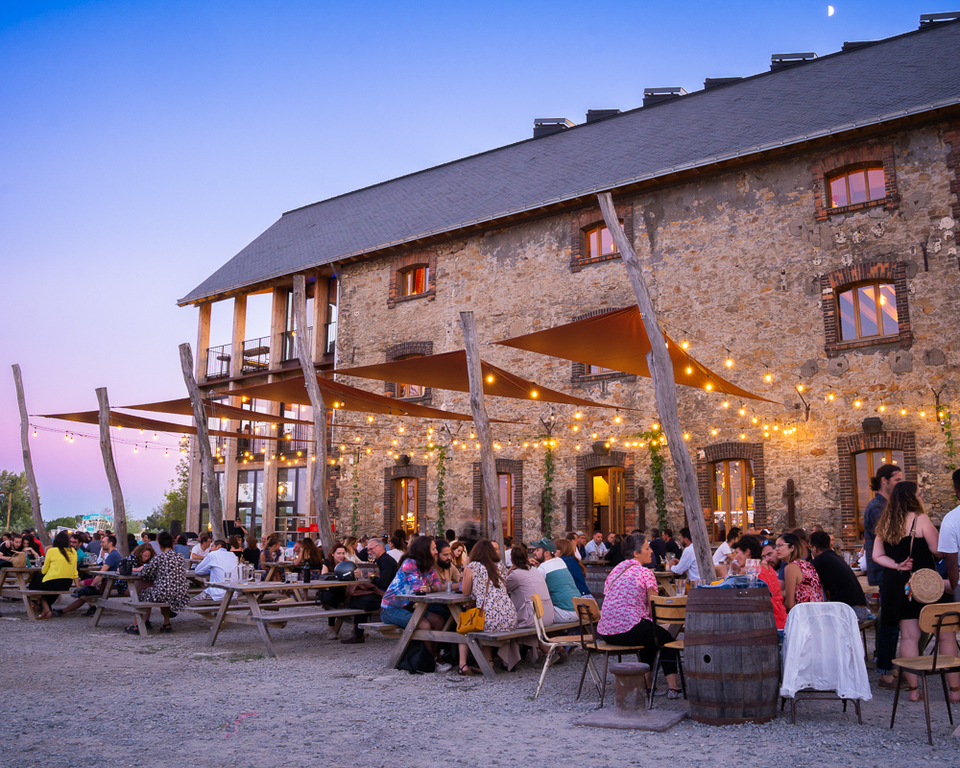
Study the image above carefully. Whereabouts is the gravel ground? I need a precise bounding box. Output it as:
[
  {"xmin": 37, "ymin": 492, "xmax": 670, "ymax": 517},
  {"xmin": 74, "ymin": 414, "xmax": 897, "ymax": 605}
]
[{"xmin": 1, "ymin": 599, "xmax": 958, "ymax": 768}]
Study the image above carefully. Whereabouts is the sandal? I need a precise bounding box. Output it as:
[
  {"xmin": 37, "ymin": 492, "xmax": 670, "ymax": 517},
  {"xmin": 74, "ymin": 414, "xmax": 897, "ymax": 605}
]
[
  {"xmin": 908, "ymin": 686, "xmax": 923, "ymax": 702},
  {"xmin": 950, "ymin": 686, "xmax": 960, "ymax": 703},
  {"xmin": 123, "ymin": 624, "xmax": 141, "ymax": 635},
  {"xmin": 160, "ymin": 624, "xmax": 173, "ymax": 633},
  {"xmin": 458, "ymin": 665, "xmax": 474, "ymax": 676}
]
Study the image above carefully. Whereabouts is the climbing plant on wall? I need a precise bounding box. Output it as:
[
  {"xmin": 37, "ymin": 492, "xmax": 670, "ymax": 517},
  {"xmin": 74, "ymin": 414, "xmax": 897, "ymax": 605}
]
[
  {"xmin": 632, "ymin": 428, "xmax": 669, "ymax": 530},
  {"xmin": 435, "ymin": 445, "xmax": 448, "ymax": 536}
]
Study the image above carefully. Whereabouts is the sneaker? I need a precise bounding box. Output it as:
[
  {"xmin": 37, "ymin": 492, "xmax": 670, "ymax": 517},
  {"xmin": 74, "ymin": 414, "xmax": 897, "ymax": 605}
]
[
  {"xmin": 326, "ymin": 628, "xmax": 339, "ymax": 640},
  {"xmin": 82, "ymin": 607, "xmax": 97, "ymax": 617},
  {"xmin": 435, "ymin": 662, "xmax": 453, "ymax": 673},
  {"xmin": 667, "ymin": 689, "xmax": 684, "ymax": 699}
]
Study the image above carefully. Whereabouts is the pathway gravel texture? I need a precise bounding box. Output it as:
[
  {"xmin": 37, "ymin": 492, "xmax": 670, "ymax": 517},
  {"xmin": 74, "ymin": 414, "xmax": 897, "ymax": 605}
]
[{"xmin": 1, "ymin": 600, "xmax": 957, "ymax": 768}]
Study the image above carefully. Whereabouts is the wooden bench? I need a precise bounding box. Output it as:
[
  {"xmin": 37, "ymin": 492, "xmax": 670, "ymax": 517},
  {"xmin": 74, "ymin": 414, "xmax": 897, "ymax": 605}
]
[
  {"xmin": 359, "ymin": 621, "xmax": 403, "ymax": 637},
  {"xmin": 249, "ymin": 607, "xmax": 366, "ymax": 624},
  {"xmin": 18, "ymin": 589, "xmax": 96, "ymax": 621},
  {"xmin": 466, "ymin": 619, "xmax": 582, "ymax": 648},
  {"xmin": 118, "ymin": 599, "xmax": 172, "ymax": 637}
]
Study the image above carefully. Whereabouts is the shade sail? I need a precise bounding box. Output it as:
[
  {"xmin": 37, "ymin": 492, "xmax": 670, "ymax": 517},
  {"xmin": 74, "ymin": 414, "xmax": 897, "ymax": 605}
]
[
  {"xmin": 121, "ymin": 397, "xmax": 313, "ymax": 426},
  {"xmin": 229, "ymin": 374, "xmax": 505, "ymax": 422},
  {"xmin": 335, "ymin": 350, "xmax": 627, "ymax": 409},
  {"xmin": 38, "ymin": 410, "xmax": 286, "ymax": 441},
  {"xmin": 494, "ymin": 307, "xmax": 775, "ymax": 403}
]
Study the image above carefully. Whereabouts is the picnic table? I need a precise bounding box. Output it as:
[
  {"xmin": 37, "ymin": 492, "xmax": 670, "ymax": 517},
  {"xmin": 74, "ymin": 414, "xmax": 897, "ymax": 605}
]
[
  {"xmin": 653, "ymin": 570, "xmax": 678, "ymax": 595},
  {"xmin": 8, "ymin": 565, "xmax": 101, "ymax": 620},
  {"xmin": 203, "ymin": 578, "xmax": 371, "ymax": 657},
  {"xmin": 88, "ymin": 569, "xmax": 209, "ymax": 635}
]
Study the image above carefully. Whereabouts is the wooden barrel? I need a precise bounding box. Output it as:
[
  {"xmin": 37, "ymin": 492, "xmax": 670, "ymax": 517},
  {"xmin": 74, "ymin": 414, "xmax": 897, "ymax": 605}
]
[
  {"xmin": 684, "ymin": 587, "xmax": 780, "ymax": 725},
  {"xmin": 583, "ymin": 563, "xmax": 612, "ymax": 601}
]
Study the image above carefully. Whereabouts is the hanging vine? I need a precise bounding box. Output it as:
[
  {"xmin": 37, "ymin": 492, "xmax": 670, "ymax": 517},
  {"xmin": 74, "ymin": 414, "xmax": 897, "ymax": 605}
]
[
  {"xmin": 542, "ymin": 442, "xmax": 555, "ymax": 536},
  {"xmin": 632, "ymin": 428, "xmax": 668, "ymax": 530},
  {"xmin": 941, "ymin": 407, "xmax": 956, "ymax": 471},
  {"xmin": 350, "ymin": 461, "xmax": 360, "ymax": 537},
  {"xmin": 435, "ymin": 445, "xmax": 448, "ymax": 536}
]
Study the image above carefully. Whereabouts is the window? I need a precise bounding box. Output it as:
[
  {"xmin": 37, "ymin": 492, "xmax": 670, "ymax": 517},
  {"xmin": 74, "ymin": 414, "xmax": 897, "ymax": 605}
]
[
  {"xmin": 276, "ymin": 466, "xmax": 307, "ymax": 539},
  {"xmin": 399, "ymin": 266, "xmax": 429, "ymax": 297},
  {"xmin": 711, "ymin": 459, "xmax": 754, "ymax": 536},
  {"xmin": 853, "ymin": 449, "xmax": 903, "ymax": 538},
  {"xmin": 236, "ymin": 469, "xmax": 263, "ymax": 539},
  {"xmin": 828, "ymin": 167, "xmax": 886, "ymax": 208},
  {"xmin": 499, "ymin": 473, "xmax": 515, "ymax": 539},
  {"xmin": 837, "ymin": 282, "xmax": 898, "ymax": 341},
  {"xmin": 584, "ymin": 223, "xmax": 618, "ymax": 260},
  {"xmin": 587, "ymin": 364, "xmax": 615, "ymax": 375},
  {"xmin": 199, "ymin": 471, "xmax": 225, "ymax": 534},
  {"xmin": 394, "ymin": 477, "xmax": 419, "ymax": 533}
]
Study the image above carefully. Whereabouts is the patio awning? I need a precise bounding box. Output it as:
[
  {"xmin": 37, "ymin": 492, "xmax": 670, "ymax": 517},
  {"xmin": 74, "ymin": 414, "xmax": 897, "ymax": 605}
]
[
  {"xmin": 120, "ymin": 397, "xmax": 313, "ymax": 426},
  {"xmin": 335, "ymin": 350, "xmax": 627, "ymax": 409},
  {"xmin": 38, "ymin": 410, "xmax": 286, "ymax": 441},
  {"xmin": 494, "ymin": 307, "xmax": 775, "ymax": 403}
]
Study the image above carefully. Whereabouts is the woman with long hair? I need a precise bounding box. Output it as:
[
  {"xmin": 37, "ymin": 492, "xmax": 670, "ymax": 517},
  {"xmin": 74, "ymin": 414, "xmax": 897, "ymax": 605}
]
[
  {"xmin": 449, "ymin": 540, "xmax": 469, "ymax": 569},
  {"xmin": 294, "ymin": 538, "xmax": 325, "ymax": 578},
  {"xmin": 872, "ymin": 481, "xmax": 959, "ymax": 702},
  {"xmin": 132, "ymin": 532, "xmax": 190, "ymax": 634},
  {"xmin": 556, "ymin": 538, "xmax": 592, "ymax": 596},
  {"xmin": 343, "ymin": 536, "xmax": 363, "ymax": 565},
  {"xmin": 775, "ymin": 532, "xmax": 824, "ymax": 611},
  {"xmin": 27, "ymin": 530, "xmax": 77, "ymax": 619},
  {"xmin": 458, "ymin": 539, "xmax": 518, "ymax": 675}
]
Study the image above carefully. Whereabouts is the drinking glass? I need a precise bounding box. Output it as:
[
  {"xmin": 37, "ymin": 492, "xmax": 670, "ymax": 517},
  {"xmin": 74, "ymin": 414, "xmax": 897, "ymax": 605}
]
[
  {"xmin": 254, "ymin": 571, "xmax": 263, "ymax": 583},
  {"xmin": 445, "ymin": 579, "xmax": 452, "ymax": 593}
]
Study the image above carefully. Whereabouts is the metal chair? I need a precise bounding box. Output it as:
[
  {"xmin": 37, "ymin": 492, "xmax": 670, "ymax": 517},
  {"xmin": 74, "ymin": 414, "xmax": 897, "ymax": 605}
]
[
  {"xmin": 573, "ymin": 596, "xmax": 645, "ymax": 708},
  {"xmin": 891, "ymin": 602, "xmax": 960, "ymax": 745},
  {"xmin": 648, "ymin": 595, "xmax": 687, "ymax": 707},
  {"xmin": 530, "ymin": 593, "xmax": 599, "ymax": 698}
]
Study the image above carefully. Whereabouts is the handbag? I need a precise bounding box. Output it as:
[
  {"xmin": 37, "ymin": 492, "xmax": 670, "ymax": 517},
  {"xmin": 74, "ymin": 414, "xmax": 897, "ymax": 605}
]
[
  {"xmin": 906, "ymin": 515, "xmax": 945, "ymax": 604},
  {"xmin": 117, "ymin": 558, "xmax": 133, "ymax": 577},
  {"xmin": 456, "ymin": 576, "xmax": 490, "ymax": 634}
]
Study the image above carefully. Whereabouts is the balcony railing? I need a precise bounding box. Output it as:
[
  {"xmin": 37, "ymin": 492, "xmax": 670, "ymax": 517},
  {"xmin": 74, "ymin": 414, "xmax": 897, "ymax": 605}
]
[
  {"xmin": 280, "ymin": 327, "xmax": 312, "ymax": 363},
  {"xmin": 204, "ymin": 321, "xmax": 335, "ymax": 381},
  {"xmin": 205, "ymin": 344, "xmax": 232, "ymax": 380},
  {"xmin": 278, "ymin": 422, "xmax": 310, "ymax": 457},
  {"xmin": 241, "ymin": 336, "xmax": 271, "ymax": 374}
]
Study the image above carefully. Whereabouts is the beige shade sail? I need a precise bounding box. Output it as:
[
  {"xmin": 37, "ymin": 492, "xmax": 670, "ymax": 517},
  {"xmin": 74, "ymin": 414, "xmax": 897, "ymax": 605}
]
[
  {"xmin": 335, "ymin": 350, "xmax": 628, "ymax": 409},
  {"xmin": 120, "ymin": 397, "xmax": 313, "ymax": 425},
  {"xmin": 37, "ymin": 410, "xmax": 287, "ymax": 441},
  {"xmin": 494, "ymin": 306, "xmax": 775, "ymax": 403}
]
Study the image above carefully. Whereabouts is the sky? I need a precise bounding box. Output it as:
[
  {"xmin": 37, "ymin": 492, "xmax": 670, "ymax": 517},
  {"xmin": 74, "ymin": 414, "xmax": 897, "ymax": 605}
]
[{"xmin": 0, "ymin": 0, "xmax": 945, "ymax": 522}]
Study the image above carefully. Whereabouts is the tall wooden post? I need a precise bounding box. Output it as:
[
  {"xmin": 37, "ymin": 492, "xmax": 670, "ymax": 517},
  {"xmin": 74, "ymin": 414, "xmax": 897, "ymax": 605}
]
[
  {"xmin": 459, "ymin": 311, "xmax": 504, "ymax": 553},
  {"xmin": 179, "ymin": 343, "xmax": 225, "ymax": 541},
  {"xmin": 598, "ymin": 192, "xmax": 715, "ymax": 580},
  {"xmin": 95, "ymin": 388, "xmax": 130, "ymax": 556},
  {"xmin": 11, "ymin": 365, "xmax": 50, "ymax": 547},
  {"xmin": 293, "ymin": 275, "xmax": 334, "ymax": 553},
  {"xmin": 785, "ymin": 479, "xmax": 797, "ymax": 529}
]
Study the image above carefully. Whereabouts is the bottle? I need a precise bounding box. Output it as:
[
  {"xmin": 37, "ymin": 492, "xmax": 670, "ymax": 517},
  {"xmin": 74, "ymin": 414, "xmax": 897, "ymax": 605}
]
[{"xmin": 302, "ymin": 561, "xmax": 312, "ymax": 584}]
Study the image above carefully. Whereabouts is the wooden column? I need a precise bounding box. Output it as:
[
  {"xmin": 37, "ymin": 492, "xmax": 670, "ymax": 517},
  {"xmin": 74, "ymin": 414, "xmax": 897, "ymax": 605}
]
[
  {"xmin": 598, "ymin": 192, "xmax": 715, "ymax": 581},
  {"xmin": 269, "ymin": 287, "xmax": 287, "ymax": 370},
  {"xmin": 11, "ymin": 365, "xmax": 50, "ymax": 547},
  {"xmin": 459, "ymin": 311, "xmax": 503, "ymax": 553},
  {"xmin": 293, "ymin": 275, "xmax": 334, "ymax": 553},
  {"xmin": 313, "ymin": 273, "xmax": 331, "ymax": 362},
  {"xmin": 95, "ymin": 388, "xmax": 130, "ymax": 556},
  {"xmin": 179, "ymin": 343, "xmax": 225, "ymax": 541}
]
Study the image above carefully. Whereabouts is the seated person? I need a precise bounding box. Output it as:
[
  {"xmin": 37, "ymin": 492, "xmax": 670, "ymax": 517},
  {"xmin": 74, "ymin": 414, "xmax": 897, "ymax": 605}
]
[
  {"xmin": 662, "ymin": 529, "xmax": 683, "ymax": 563},
  {"xmin": 506, "ymin": 543, "xmax": 554, "ymax": 628},
  {"xmin": 173, "ymin": 534, "xmax": 192, "ymax": 560},
  {"xmin": 293, "ymin": 538, "xmax": 325, "ymax": 580},
  {"xmin": 530, "ymin": 538, "xmax": 581, "ymax": 623},
  {"xmin": 731, "ymin": 534, "xmax": 786, "ymax": 631},
  {"xmin": 458, "ymin": 540, "xmax": 518, "ymax": 674},
  {"xmin": 341, "ymin": 536, "xmax": 399, "ymax": 644},
  {"xmin": 129, "ymin": 532, "xmax": 190, "ymax": 634},
  {"xmin": 242, "ymin": 535, "xmax": 261, "ymax": 569},
  {"xmin": 190, "ymin": 534, "xmax": 212, "ymax": 561},
  {"xmin": 667, "ymin": 527, "xmax": 701, "ymax": 580},
  {"xmin": 193, "ymin": 539, "xmax": 240, "ymax": 601},
  {"xmin": 712, "ymin": 527, "xmax": 741, "ymax": 576},
  {"xmin": 584, "ymin": 531, "xmax": 608, "ymax": 560},
  {"xmin": 27, "ymin": 531, "xmax": 77, "ymax": 620},
  {"xmin": 555, "ymin": 538, "xmax": 592, "ymax": 596},
  {"xmin": 809, "ymin": 530, "xmax": 874, "ymax": 622},
  {"xmin": 776, "ymin": 532, "xmax": 825, "ymax": 611},
  {"xmin": 597, "ymin": 534, "xmax": 682, "ymax": 697},
  {"xmin": 259, "ymin": 535, "xmax": 284, "ymax": 579},
  {"xmin": 319, "ymin": 542, "xmax": 350, "ymax": 639},
  {"xmin": 59, "ymin": 534, "xmax": 123, "ymax": 616}
]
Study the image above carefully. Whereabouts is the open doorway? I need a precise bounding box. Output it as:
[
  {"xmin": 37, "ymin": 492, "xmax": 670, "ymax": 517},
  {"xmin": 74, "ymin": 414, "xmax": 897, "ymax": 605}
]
[{"xmin": 588, "ymin": 466, "xmax": 625, "ymax": 535}]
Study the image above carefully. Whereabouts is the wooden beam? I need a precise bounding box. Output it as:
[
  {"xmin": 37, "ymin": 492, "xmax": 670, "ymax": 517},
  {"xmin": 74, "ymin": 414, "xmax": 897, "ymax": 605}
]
[
  {"xmin": 11, "ymin": 365, "xmax": 50, "ymax": 547},
  {"xmin": 598, "ymin": 192, "xmax": 716, "ymax": 581},
  {"xmin": 293, "ymin": 274, "xmax": 334, "ymax": 553},
  {"xmin": 179, "ymin": 343, "xmax": 226, "ymax": 541},
  {"xmin": 458, "ymin": 310, "xmax": 503, "ymax": 552},
  {"xmin": 95, "ymin": 388, "xmax": 130, "ymax": 556}
]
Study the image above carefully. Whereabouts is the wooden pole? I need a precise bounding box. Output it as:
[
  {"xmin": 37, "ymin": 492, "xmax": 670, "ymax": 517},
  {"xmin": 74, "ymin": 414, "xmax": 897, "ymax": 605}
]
[
  {"xmin": 598, "ymin": 192, "xmax": 716, "ymax": 580},
  {"xmin": 11, "ymin": 365, "xmax": 50, "ymax": 547},
  {"xmin": 293, "ymin": 275, "xmax": 334, "ymax": 554},
  {"xmin": 459, "ymin": 311, "xmax": 504, "ymax": 553},
  {"xmin": 5, "ymin": 490, "xmax": 12, "ymax": 531},
  {"xmin": 179, "ymin": 343, "xmax": 225, "ymax": 541},
  {"xmin": 95, "ymin": 387, "xmax": 130, "ymax": 556}
]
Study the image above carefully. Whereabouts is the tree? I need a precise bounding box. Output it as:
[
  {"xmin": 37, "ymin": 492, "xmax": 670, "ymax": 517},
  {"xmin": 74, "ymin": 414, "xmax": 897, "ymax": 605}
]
[
  {"xmin": 0, "ymin": 470, "xmax": 37, "ymax": 532},
  {"xmin": 144, "ymin": 457, "xmax": 188, "ymax": 532},
  {"xmin": 46, "ymin": 516, "xmax": 81, "ymax": 531}
]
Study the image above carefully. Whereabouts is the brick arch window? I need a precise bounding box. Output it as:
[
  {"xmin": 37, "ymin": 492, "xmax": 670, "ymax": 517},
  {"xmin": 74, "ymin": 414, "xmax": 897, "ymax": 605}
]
[
  {"xmin": 836, "ymin": 430, "xmax": 916, "ymax": 543},
  {"xmin": 388, "ymin": 250, "xmax": 437, "ymax": 308},
  {"xmin": 472, "ymin": 459, "xmax": 524, "ymax": 540},
  {"xmin": 569, "ymin": 309, "xmax": 638, "ymax": 384},
  {"xmin": 383, "ymin": 341, "xmax": 433, "ymax": 404},
  {"xmin": 813, "ymin": 142, "xmax": 899, "ymax": 220},
  {"xmin": 820, "ymin": 261, "xmax": 912, "ymax": 357},
  {"xmin": 697, "ymin": 442, "xmax": 767, "ymax": 539},
  {"xmin": 570, "ymin": 202, "xmax": 633, "ymax": 272},
  {"xmin": 383, "ymin": 463, "xmax": 428, "ymax": 534},
  {"xmin": 575, "ymin": 451, "xmax": 636, "ymax": 533}
]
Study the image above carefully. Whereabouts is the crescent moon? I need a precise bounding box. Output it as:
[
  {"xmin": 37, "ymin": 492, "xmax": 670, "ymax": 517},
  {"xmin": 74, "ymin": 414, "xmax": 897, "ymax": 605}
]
[{"xmin": 828, "ymin": 5, "xmax": 835, "ymax": 16}]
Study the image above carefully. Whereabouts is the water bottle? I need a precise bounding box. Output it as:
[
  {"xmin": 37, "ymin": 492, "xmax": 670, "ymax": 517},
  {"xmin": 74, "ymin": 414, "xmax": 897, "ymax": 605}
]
[{"xmin": 302, "ymin": 562, "xmax": 312, "ymax": 584}]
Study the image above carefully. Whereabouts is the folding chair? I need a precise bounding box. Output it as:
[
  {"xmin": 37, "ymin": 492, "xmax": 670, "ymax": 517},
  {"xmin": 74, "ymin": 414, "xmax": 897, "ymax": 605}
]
[
  {"xmin": 530, "ymin": 593, "xmax": 599, "ymax": 698},
  {"xmin": 648, "ymin": 595, "xmax": 687, "ymax": 707},
  {"xmin": 891, "ymin": 602, "xmax": 960, "ymax": 745},
  {"xmin": 573, "ymin": 596, "xmax": 645, "ymax": 708}
]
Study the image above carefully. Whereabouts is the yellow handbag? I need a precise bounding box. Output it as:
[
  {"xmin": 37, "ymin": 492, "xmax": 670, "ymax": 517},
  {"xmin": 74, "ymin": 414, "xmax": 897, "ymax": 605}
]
[{"xmin": 456, "ymin": 578, "xmax": 489, "ymax": 634}]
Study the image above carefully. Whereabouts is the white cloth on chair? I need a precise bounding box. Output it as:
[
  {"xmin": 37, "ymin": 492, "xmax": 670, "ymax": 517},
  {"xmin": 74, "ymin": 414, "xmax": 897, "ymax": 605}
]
[{"xmin": 780, "ymin": 602, "xmax": 872, "ymax": 701}]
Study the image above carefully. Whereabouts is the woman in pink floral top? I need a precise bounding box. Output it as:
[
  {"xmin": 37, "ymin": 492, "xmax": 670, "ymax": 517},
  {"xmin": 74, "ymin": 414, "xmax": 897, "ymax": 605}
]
[{"xmin": 597, "ymin": 534, "xmax": 681, "ymax": 696}]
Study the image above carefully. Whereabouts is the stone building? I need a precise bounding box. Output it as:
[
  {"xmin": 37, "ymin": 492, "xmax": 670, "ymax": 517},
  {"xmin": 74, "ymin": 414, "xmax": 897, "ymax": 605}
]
[{"xmin": 179, "ymin": 16, "xmax": 960, "ymax": 545}]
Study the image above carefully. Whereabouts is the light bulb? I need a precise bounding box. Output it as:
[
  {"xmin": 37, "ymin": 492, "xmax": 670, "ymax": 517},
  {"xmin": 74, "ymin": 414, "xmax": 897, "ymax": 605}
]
[{"xmin": 725, "ymin": 359, "xmax": 733, "ymax": 368}]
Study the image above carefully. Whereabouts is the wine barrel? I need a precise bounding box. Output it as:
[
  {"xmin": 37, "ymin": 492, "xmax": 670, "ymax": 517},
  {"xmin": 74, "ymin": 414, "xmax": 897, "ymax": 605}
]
[
  {"xmin": 684, "ymin": 587, "xmax": 780, "ymax": 724},
  {"xmin": 583, "ymin": 563, "xmax": 613, "ymax": 601}
]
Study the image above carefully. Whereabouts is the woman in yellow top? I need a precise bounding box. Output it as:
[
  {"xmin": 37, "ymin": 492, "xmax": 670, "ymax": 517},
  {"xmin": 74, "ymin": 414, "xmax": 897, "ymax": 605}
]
[{"xmin": 28, "ymin": 531, "xmax": 78, "ymax": 619}]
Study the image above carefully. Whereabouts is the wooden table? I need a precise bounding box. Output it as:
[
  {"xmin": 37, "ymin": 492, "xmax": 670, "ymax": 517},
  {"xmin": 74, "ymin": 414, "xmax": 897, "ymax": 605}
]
[
  {"xmin": 384, "ymin": 592, "xmax": 499, "ymax": 680},
  {"xmin": 88, "ymin": 570, "xmax": 209, "ymax": 635},
  {"xmin": 204, "ymin": 578, "xmax": 370, "ymax": 657},
  {"xmin": 653, "ymin": 570, "xmax": 678, "ymax": 596}
]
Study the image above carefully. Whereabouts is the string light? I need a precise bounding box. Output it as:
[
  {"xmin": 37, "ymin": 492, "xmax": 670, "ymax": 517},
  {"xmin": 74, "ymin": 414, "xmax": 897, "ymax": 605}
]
[
  {"xmin": 764, "ymin": 374, "xmax": 773, "ymax": 383},
  {"xmin": 722, "ymin": 401, "xmax": 729, "ymax": 408},
  {"xmin": 681, "ymin": 341, "xmax": 689, "ymax": 350},
  {"xmin": 725, "ymin": 358, "xmax": 733, "ymax": 368}
]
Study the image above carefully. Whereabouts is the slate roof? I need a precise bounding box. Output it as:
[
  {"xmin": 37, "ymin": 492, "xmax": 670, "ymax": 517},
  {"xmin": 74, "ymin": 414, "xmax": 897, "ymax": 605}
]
[{"xmin": 179, "ymin": 19, "xmax": 960, "ymax": 305}]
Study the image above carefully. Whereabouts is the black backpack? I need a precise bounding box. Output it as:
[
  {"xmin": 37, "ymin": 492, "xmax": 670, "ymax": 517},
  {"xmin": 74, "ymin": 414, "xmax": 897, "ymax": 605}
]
[{"xmin": 397, "ymin": 641, "xmax": 436, "ymax": 675}]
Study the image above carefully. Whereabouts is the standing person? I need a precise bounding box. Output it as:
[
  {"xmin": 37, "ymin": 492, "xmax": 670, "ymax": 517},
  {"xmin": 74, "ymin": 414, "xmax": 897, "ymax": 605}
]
[
  {"xmin": 584, "ymin": 531, "xmax": 608, "ymax": 560},
  {"xmin": 667, "ymin": 527, "xmax": 700, "ymax": 581},
  {"xmin": 459, "ymin": 540, "xmax": 517, "ymax": 674},
  {"xmin": 530, "ymin": 538, "xmax": 580, "ymax": 623},
  {"xmin": 776, "ymin": 532, "xmax": 824, "ymax": 611},
  {"xmin": 129, "ymin": 532, "xmax": 189, "ymax": 634},
  {"xmin": 27, "ymin": 531, "xmax": 77, "ymax": 620},
  {"xmin": 872, "ymin": 481, "xmax": 959, "ymax": 702},
  {"xmin": 863, "ymin": 463, "xmax": 903, "ymax": 689},
  {"xmin": 194, "ymin": 539, "xmax": 239, "ymax": 601},
  {"xmin": 342, "ymin": 536, "xmax": 398, "ymax": 644},
  {"xmin": 939, "ymin": 468, "xmax": 960, "ymax": 596},
  {"xmin": 809, "ymin": 530, "xmax": 873, "ymax": 622}
]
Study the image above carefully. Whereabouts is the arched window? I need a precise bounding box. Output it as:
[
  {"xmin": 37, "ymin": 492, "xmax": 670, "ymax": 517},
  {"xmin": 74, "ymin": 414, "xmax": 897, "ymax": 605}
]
[
  {"xmin": 711, "ymin": 459, "xmax": 754, "ymax": 536},
  {"xmin": 837, "ymin": 282, "xmax": 898, "ymax": 341},
  {"xmin": 827, "ymin": 167, "xmax": 886, "ymax": 208}
]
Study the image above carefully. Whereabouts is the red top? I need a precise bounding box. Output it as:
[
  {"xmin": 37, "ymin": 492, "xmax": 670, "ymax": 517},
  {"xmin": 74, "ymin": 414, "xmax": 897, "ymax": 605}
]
[{"xmin": 759, "ymin": 564, "xmax": 787, "ymax": 629}]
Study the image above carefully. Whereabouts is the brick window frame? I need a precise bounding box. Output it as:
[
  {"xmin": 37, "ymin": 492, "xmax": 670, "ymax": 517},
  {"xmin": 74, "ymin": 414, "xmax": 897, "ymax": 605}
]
[
  {"xmin": 836, "ymin": 430, "xmax": 917, "ymax": 544},
  {"xmin": 569, "ymin": 308, "xmax": 638, "ymax": 384},
  {"xmin": 388, "ymin": 250, "xmax": 437, "ymax": 308},
  {"xmin": 570, "ymin": 203, "xmax": 634, "ymax": 272},
  {"xmin": 946, "ymin": 121, "xmax": 960, "ymax": 222},
  {"xmin": 697, "ymin": 442, "xmax": 767, "ymax": 538},
  {"xmin": 472, "ymin": 459, "xmax": 524, "ymax": 541},
  {"xmin": 575, "ymin": 451, "xmax": 636, "ymax": 532},
  {"xmin": 820, "ymin": 261, "xmax": 912, "ymax": 358},
  {"xmin": 383, "ymin": 463, "xmax": 428, "ymax": 533},
  {"xmin": 383, "ymin": 341, "xmax": 433, "ymax": 405},
  {"xmin": 812, "ymin": 143, "xmax": 899, "ymax": 221}
]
